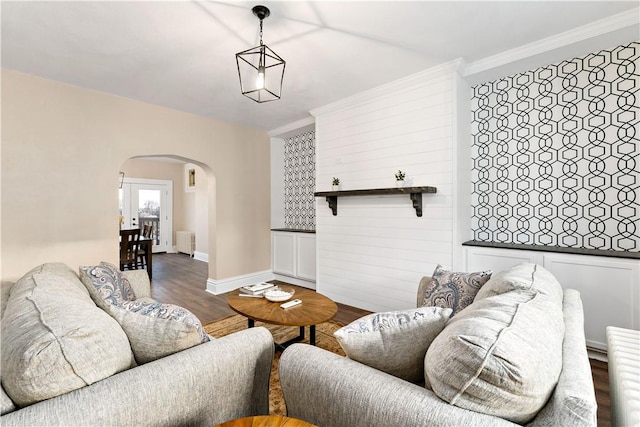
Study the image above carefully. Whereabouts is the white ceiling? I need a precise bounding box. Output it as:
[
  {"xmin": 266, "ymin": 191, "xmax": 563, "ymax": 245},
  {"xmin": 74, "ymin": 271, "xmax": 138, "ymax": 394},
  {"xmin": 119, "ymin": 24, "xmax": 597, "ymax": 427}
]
[{"xmin": 2, "ymin": 1, "xmax": 638, "ymax": 132}]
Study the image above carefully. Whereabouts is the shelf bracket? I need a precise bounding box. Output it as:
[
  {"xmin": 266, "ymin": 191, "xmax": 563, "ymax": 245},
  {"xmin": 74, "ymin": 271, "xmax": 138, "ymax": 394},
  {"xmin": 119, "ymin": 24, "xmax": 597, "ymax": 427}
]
[
  {"xmin": 410, "ymin": 192, "xmax": 423, "ymax": 217},
  {"xmin": 325, "ymin": 196, "xmax": 338, "ymax": 216}
]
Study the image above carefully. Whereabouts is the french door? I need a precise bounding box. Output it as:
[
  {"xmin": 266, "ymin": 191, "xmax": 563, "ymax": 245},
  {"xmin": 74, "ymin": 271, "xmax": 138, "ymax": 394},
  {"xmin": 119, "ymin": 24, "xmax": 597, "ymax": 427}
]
[{"xmin": 119, "ymin": 178, "xmax": 173, "ymax": 253}]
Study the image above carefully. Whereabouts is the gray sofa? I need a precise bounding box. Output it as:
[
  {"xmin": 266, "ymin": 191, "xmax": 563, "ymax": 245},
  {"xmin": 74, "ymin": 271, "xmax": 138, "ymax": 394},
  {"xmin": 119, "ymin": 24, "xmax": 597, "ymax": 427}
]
[
  {"xmin": 279, "ymin": 263, "xmax": 598, "ymax": 426},
  {"xmin": 1, "ymin": 263, "xmax": 274, "ymax": 426}
]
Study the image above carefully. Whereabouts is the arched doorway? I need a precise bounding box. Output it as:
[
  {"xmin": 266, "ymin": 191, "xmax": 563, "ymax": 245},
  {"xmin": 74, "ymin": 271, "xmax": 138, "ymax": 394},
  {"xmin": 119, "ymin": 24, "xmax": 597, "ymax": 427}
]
[{"xmin": 119, "ymin": 155, "xmax": 212, "ymax": 264}]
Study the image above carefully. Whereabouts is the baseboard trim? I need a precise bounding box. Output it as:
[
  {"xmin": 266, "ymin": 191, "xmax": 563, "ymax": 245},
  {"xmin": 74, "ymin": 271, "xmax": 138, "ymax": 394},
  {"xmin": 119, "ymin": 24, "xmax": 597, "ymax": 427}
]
[
  {"xmin": 206, "ymin": 270, "xmax": 273, "ymax": 295},
  {"xmin": 273, "ymin": 273, "xmax": 316, "ymax": 290},
  {"xmin": 588, "ymin": 347, "xmax": 608, "ymax": 363},
  {"xmin": 194, "ymin": 251, "xmax": 208, "ymax": 262}
]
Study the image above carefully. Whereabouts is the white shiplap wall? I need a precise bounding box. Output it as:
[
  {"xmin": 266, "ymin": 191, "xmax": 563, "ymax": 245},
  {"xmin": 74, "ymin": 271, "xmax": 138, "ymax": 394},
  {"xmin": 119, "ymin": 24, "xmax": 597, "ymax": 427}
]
[{"xmin": 312, "ymin": 61, "xmax": 469, "ymax": 312}]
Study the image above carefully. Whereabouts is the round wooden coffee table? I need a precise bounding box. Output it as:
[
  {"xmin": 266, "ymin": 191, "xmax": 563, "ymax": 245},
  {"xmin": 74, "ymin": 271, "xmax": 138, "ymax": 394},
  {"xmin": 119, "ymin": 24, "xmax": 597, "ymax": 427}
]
[
  {"xmin": 227, "ymin": 285, "xmax": 337, "ymax": 350},
  {"xmin": 215, "ymin": 415, "xmax": 316, "ymax": 427}
]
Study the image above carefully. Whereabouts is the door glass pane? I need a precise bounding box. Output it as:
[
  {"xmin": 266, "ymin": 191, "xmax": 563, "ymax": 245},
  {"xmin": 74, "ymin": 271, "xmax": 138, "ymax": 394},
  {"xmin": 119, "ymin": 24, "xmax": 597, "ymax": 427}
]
[{"xmin": 138, "ymin": 189, "xmax": 161, "ymax": 246}]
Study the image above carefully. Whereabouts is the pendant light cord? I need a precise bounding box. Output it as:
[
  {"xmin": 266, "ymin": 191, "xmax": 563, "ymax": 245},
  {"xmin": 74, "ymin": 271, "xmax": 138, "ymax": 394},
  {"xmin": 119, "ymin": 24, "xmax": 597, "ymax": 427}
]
[{"xmin": 259, "ymin": 19, "xmax": 264, "ymax": 46}]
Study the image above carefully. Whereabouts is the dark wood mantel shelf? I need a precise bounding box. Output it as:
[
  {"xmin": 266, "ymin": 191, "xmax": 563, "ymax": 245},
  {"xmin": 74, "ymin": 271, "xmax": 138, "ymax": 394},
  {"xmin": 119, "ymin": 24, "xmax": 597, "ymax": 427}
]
[{"xmin": 314, "ymin": 186, "xmax": 437, "ymax": 217}]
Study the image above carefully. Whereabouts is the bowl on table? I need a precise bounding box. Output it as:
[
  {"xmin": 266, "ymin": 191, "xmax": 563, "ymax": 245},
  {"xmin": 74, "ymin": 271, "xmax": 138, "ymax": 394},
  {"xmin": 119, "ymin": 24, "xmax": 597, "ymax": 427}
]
[{"xmin": 264, "ymin": 287, "xmax": 295, "ymax": 302}]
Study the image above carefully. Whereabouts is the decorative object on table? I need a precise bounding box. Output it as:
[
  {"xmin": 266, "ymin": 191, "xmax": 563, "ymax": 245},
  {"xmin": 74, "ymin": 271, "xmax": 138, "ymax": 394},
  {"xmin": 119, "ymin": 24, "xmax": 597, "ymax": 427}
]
[
  {"xmin": 395, "ymin": 170, "xmax": 406, "ymax": 187},
  {"xmin": 235, "ymin": 5, "xmax": 285, "ymax": 103},
  {"xmin": 332, "ymin": 177, "xmax": 340, "ymax": 190},
  {"xmin": 264, "ymin": 287, "xmax": 295, "ymax": 302},
  {"xmin": 239, "ymin": 282, "xmax": 275, "ymax": 296}
]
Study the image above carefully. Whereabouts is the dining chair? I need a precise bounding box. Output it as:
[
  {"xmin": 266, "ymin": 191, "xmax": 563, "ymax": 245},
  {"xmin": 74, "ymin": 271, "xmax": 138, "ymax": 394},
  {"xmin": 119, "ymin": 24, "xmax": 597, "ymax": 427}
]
[
  {"xmin": 137, "ymin": 224, "xmax": 153, "ymax": 268},
  {"xmin": 120, "ymin": 228, "xmax": 141, "ymax": 271}
]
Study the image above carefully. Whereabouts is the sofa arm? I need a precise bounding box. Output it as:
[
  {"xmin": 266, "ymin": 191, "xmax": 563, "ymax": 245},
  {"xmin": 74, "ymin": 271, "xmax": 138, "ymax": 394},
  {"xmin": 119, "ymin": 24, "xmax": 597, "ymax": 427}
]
[
  {"xmin": 1, "ymin": 327, "xmax": 274, "ymax": 426},
  {"xmin": 279, "ymin": 344, "xmax": 517, "ymax": 427},
  {"xmin": 121, "ymin": 269, "xmax": 152, "ymax": 299}
]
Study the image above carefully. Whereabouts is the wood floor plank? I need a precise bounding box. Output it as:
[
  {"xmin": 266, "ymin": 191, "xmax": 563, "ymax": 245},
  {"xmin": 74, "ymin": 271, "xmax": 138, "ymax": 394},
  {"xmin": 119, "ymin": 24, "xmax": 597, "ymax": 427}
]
[{"xmin": 149, "ymin": 253, "xmax": 611, "ymax": 426}]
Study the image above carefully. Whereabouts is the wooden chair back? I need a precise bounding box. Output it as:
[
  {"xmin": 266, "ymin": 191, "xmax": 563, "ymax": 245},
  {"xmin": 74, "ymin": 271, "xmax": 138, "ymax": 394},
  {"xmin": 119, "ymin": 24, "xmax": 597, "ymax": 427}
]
[
  {"xmin": 142, "ymin": 224, "xmax": 153, "ymax": 238},
  {"xmin": 119, "ymin": 228, "xmax": 141, "ymax": 270}
]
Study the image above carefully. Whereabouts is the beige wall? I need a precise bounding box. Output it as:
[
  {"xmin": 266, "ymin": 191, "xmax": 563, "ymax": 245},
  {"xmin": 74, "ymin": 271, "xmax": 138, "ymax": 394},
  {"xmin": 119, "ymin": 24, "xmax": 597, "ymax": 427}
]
[{"xmin": 1, "ymin": 69, "xmax": 270, "ymax": 282}]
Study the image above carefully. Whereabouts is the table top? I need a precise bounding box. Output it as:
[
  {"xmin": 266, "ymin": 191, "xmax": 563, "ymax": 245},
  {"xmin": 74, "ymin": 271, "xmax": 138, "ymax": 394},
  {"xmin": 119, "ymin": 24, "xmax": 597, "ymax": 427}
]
[
  {"xmin": 215, "ymin": 415, "xmax": 316, "ymax": 427},
  {"xmin": 227, "ymin": 285, "xmax": 337, "ymax": 327}
]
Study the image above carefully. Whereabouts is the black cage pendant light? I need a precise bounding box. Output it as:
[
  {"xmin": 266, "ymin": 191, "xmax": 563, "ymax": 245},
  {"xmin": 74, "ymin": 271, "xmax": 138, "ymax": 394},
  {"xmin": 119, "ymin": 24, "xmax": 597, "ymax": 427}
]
[{"xmin": 235, "ymin": 5, "xmax": 285, "ymax": 103}]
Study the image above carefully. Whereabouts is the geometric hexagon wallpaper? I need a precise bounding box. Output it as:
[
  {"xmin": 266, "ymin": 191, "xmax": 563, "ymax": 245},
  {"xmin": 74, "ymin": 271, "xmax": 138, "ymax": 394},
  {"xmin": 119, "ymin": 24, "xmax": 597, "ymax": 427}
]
[
  {"xmin": 283, "ymin": 130, "xmax": 316, "ymax": 230},
  {"xmin": 471, "ymin": 42, "xmax": 639, "ymax": 252}
]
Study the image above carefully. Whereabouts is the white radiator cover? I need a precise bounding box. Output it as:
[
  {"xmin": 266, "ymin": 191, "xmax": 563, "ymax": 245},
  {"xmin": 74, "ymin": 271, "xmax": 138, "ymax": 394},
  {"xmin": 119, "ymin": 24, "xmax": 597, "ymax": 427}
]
[
  {"xmin": 606, "ymin": 326, "xmax": 640, "ymax": 427},
  {"xmin": 176, "ymin": 231, "xmax": 195, "ymax": 256}
]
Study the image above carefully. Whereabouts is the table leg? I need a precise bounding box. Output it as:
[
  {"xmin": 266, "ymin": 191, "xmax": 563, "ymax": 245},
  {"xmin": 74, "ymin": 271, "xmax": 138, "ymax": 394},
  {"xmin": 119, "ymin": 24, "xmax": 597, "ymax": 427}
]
[
  {"xmin": 248, "ymin": 319, "xmax": 255, "ymax": 328},
  {"xmin": 310, "ymin": 325, "xmax": 316, "ymax": 346}
]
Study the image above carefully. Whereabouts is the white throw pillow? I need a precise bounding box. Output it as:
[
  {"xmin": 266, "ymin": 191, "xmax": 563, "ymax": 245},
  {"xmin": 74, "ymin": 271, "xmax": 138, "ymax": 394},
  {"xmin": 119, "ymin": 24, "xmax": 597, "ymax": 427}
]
[
  {"xmin": 334, "ymin": 306, "xmax": 452, "ymax": 383},
  {"xmin": 109, "ymin": 300, "xmax": 210, "ymax": 364}
]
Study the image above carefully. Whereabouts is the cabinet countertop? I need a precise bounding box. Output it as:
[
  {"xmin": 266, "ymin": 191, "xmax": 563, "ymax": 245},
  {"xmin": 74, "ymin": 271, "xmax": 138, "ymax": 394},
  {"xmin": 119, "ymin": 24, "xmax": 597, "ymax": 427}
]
[{"xmin": 271, "ymin": 228, "xmax": 316, "ymax": 234}]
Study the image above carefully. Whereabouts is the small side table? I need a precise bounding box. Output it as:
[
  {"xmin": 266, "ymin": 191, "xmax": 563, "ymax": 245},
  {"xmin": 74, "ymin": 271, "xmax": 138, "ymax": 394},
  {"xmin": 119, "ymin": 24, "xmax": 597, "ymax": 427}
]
[{"xmin": 215, "ymin": 415, "xmax": 317, "ymax": 427}]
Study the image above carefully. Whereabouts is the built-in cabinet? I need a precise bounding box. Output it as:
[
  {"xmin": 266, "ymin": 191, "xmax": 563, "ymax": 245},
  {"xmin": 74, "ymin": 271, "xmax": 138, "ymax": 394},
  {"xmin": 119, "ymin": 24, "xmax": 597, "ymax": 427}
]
[
  {"xmin": 464, "ymin": 245, "xmax": 640, "ymax": 356},
  {"xmin": 271, "ymin": 229, "xmax": 316, "ymax": 289}
]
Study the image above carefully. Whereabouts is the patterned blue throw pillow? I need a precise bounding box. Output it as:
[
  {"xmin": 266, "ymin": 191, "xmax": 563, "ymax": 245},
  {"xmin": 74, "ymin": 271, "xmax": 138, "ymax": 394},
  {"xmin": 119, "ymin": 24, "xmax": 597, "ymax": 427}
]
[
  {"xmin": 421, "ymin": 265, "xmax": 492, "ymax": 316},
  {"xmin": 79, "ymin": 262, "xmax": 136, "ymax": 308}
]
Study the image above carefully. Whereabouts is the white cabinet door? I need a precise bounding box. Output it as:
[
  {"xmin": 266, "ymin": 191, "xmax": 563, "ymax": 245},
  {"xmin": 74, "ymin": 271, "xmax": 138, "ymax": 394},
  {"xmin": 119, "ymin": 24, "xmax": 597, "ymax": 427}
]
[
  {"xmin": 296, "ymin": 234, "xmax": 316, "ymax": 281},
  {"xmin": 272, "ymin": 232, "xmax": 296, "ymax": 277}
]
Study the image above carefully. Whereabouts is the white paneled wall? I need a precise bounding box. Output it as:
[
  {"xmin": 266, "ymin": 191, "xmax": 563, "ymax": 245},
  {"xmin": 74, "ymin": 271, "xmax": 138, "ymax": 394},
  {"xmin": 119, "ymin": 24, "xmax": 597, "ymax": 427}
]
[
  {"xmin": 312, "ymin": 61, "xmax": 469, "ymax": 312},
  {"xmin": 464, "ymin": 246, "xmax": 640, "ymax": 353}
]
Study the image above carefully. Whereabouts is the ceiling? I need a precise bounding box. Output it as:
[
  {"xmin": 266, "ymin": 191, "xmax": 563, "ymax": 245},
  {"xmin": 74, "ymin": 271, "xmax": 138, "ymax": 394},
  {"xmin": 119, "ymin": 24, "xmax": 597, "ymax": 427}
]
[{"xmin": 2, "ymin": 1, "xmax": 638, "ymax": 132}]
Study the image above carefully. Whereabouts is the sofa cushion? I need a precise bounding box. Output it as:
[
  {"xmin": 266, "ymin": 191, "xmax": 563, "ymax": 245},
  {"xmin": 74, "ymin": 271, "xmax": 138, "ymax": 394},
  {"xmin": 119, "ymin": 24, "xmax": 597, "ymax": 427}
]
[
  {"xmin": 421, "ymin": 265, "xmax": 492, "ymax": 315},
  {"xmin": 1, "ymin": 263, "xmax": 133, "ymax": 406},
  {"xmin": 80, "ymin": 263, "xmax": 210, "ymax": 364},
  {"xmin": 475, "ymin": 262, "xmax": 563, "ymax": 303},
  {"xmin": 334, "ymin": 306, "xmax": 451, "ymax": 383},
  {"xmin": 0, "ymin": 386, "xmax": 15, "ymax": 415},
  {"xmin": 424, "ymin": 265, "xmax": 565, "ymax": 424}
]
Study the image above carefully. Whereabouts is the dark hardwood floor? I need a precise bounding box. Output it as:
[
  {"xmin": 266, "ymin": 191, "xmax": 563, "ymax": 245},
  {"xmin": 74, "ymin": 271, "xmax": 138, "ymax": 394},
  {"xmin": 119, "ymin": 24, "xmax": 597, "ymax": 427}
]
[
  {"xmin": 149, "ymin": 253, "xmax": 611, "ymax": 426},
  {"xmin": 149, "ymin": 252, "xmax": 366, "ymax": 326}
]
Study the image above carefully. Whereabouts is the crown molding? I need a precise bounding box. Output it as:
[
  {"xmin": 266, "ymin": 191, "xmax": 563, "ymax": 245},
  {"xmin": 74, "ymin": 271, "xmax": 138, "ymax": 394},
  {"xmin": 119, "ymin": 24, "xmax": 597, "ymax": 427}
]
[
  {"xmin": 268, "ymin": 116, "xmax": 315, "ymax": 138},
  {"xmin": 311, "ymin": 58, "xmax": 465, "ymax": 118},
  {"xmin": 463, "ymin": 8, "xmax": 640, "ymax": 77}
]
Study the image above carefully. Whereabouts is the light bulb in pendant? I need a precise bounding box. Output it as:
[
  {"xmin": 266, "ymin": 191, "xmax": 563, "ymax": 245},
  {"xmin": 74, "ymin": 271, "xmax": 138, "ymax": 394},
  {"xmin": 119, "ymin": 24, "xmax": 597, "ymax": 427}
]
[{"xmin": 256, "ymin": 67, "xmax": 265, "ymax": 90}]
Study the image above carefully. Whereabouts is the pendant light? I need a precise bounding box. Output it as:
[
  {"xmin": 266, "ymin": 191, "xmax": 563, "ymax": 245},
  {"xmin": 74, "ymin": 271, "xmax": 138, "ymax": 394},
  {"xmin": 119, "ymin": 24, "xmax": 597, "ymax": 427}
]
[{"xmin": 235, "ymin": 5, "xmax": 285, "ymax": 103}]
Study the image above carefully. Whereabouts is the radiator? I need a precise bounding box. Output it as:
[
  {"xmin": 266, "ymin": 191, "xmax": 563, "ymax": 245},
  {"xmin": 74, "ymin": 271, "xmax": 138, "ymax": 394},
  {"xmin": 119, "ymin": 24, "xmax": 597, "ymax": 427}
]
[
  {"xmin": 176, "ymin": 231, "xmax": 195, "ymax": 256},
  {"xmin": 606, "ymin": 326, "xmax": 640, "ymax": 427}
]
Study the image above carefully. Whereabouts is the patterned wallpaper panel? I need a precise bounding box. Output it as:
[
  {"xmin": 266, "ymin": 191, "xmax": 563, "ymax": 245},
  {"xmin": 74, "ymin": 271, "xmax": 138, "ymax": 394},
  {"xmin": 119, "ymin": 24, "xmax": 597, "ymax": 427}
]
[
  {"xmin": 284, "ymin": 131, "xmax": 316, "ymax": 230},
  {"xmin": 471, "ymin": 42, "xmax": 639, "ymax": 252}
]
